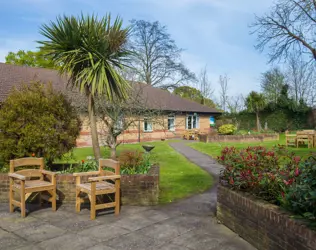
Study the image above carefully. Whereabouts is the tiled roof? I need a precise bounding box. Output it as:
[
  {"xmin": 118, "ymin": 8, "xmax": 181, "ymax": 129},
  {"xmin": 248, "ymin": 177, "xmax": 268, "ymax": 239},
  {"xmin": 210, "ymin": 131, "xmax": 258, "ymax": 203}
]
[{"xmin": 0, "ymin": 63, "xmax": 221, "ymax": 114}]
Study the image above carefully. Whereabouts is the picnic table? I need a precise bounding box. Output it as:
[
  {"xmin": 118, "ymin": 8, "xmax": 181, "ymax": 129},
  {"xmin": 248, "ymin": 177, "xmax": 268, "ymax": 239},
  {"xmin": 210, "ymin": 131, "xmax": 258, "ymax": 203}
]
[{"xmin": 286, "ymin": 130, "xmax": 316, "ymax": 148}]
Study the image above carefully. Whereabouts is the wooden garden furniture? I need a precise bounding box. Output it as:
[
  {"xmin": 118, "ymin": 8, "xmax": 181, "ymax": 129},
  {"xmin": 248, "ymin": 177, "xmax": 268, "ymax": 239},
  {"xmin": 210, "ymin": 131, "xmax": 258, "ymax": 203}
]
[
  {"xmin": 296, "ymin": 131, "xmax": 314, "ymax": 148},
  {"xmin": 285, "ymin": 134, "xmax": 297, "ymax": 147},
  {"xmin": 9, "ymin": 157, "xmax": 57, "ymax": 218},
  {"xmin": 73, "ymin": 159, "xmax": 121, "ymax": 220}
]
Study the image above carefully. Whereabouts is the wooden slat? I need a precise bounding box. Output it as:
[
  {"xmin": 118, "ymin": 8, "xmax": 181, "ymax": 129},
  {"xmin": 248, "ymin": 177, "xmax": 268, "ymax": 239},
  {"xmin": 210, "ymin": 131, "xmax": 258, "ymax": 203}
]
[
  {"xmin": 11, "ymin": 199, "xmax": 21, "ymax": 207},
  {"xmin": 99, "ymin": 159, "xmax": 119, "ymax": 174},
  {"xmin": 15, "ymin": 169, "xmax": 41, "ymax": 178},
  {"xmin": 25, "ymin": 185, "xmax": 54, "ymax": 193},
  {"xmin": 8, "ymin": 173, "xmax": 26, "ymax": 180},
  {"xmin": 89, "ymin": 175, "xmax": 121, "ymax": 182},
  {"xmin": 96, "ymin": 189, "xmax": 116, "ymax": 195},
  {"xmin": 73, "ymin": 171, "xmax": 100, "ymax": 177},
  {"xmin": 10, "ymin": 158, "xmax": 43, "ymax": 169},
  {"xmin": 25, "ymin": 193, "xmax": 32, "ymax": 201},
  {"xmin": 95, "ymin": 202, "xmax": 116, "ymax": 210}
]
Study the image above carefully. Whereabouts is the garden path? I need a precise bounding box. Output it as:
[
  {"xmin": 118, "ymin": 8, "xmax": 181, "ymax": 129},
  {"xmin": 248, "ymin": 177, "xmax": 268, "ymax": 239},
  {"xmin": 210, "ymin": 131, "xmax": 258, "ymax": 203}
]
[{"xmin": 0, "ymin": 142, "xmax": 256, "ymax": 250}]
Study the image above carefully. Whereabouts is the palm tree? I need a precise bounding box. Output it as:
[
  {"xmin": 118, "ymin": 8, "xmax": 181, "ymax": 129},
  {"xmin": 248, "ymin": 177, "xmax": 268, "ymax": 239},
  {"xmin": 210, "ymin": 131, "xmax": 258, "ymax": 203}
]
[
  {"xmin": 245, "ymin": 91, "xmax": 266, "ymax": 131},
  {"xmin": 39, "ymin": 14, "xmax": 131, "ymax": 160}
]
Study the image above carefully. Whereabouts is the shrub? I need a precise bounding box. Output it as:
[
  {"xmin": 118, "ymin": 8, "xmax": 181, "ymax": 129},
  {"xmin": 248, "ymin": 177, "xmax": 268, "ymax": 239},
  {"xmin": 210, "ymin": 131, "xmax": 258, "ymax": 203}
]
[
  {"xmin": 235, "ymin": 130, "xmax": 248, "ymax": 135},
  {"xmin": 218, "ymin": 146, "xmax": 300, "ymax": 203},
  {"xmin": 119, "ymin": 150, "xmax": 151, "ymax": 174},
  {"xmin": 0, "ymin": 82, "xmax": 81, "ymax": 168},
  {"xmin": 282, "ymin": 156, "xmax": 316, "ymax": 222},
  {"xmin": 218, "ymin": 124, "xmax": 237, "ymax": 135}
]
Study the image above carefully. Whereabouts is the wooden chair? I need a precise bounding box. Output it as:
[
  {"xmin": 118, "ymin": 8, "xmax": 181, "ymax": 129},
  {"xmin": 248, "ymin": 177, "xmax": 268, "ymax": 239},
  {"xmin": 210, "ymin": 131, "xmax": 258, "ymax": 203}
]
[
  {"xmin": 9, "ymin": 158, "xmax": 57, "ymax": 218},
  {"xmin": 285, "ymin": 130, "xmax": 297, "ymax": 147},
  {"xmin": 73, "ymin": 159, "xmax": 121, "ymax": 220}
]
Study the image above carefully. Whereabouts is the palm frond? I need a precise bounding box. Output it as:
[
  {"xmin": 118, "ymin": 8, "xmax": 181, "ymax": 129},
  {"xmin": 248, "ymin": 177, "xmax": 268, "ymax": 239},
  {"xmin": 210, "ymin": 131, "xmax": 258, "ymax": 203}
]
[{"xmin": 38, "ymin": 13, "xmax": 132, "ymax": 101}]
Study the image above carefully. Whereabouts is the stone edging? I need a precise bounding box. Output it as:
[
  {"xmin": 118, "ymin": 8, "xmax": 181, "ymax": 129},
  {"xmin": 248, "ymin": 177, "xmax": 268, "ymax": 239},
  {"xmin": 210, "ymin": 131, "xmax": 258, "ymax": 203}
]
[
  {"xmin": 217, "ymin": 185, "xmax": 316, "ymax": 250},
  {"xmin": 0, "ymin": 165, "xmax": 159, "ymax": 206}
]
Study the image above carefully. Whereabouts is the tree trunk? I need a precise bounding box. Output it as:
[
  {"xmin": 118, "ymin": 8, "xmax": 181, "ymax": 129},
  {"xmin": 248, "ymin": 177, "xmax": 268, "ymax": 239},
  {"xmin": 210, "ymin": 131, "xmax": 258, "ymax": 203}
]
[
  {"xmin": 110, "ymin": 147, "xmax": 116, "ymax": 160},
  {"xmin": 87, "ymin": 91, "xmax": 101, "ymax": 161},
  {"xmin": 256, "ymin": 111, "xmax": 260, "ymax": 132}
]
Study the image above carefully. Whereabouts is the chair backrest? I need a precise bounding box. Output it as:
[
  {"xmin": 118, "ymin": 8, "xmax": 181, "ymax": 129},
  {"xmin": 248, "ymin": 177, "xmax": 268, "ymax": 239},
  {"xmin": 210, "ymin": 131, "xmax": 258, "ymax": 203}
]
[
  {"xmin": 10, "ymin": 157, "xmax": 44, "ymax": 179},
  {"xmin": 99, "ymin": 159, "xmax": 120, "ymax": 176}
]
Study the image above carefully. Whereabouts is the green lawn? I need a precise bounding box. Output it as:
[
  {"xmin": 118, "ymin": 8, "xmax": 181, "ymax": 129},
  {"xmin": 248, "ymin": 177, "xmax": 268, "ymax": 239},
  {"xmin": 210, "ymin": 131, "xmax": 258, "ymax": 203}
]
[
  {"xmin": 58, "ymin": 141, "xmax": 213, "ymax": 204},
  {"xmin": 189, "ymin": 134, "xmax": 316, "ymax": 159}
]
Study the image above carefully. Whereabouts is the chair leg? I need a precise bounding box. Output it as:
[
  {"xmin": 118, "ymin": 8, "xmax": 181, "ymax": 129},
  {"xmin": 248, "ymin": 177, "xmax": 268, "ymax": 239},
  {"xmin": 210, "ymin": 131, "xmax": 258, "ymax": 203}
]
[
  {"xmin": 52, "ymin": 188, "xmax": 57, "ymax": 211},
  {"xmin": 90, "ymin": 182, "xmax": 96, "ymax": 220},
  {"xmin": 21, "ymin": 191, "xmax": 26, "ymax": 218},
  {"xmin": 75, "ymin": 188, "xmax": 81, "ymax": 213},
  {"xmin": 115, "ymin": 181, "xmax": 120, "ymax": 216},
  {"xmin": 9, "ymin": 180, "xmax": 14, "ymax": 213}
]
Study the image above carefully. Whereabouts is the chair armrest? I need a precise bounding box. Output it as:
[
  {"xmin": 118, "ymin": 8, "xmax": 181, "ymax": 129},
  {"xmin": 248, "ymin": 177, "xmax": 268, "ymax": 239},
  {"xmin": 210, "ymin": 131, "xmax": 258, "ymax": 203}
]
[
  {"xmin": 8, "ymin": 173, "xmax": 26, "ymax": 180},
  {"xmin": 40, "ymin": 170, "xmax": 57, "ymax": 176},
  {"xmin": 88, "ymin": 175, "xmax": 121, "ymax": 182},
  {"xmin": 73, "ymin": 171, "xmax": 100, "ymax": 177}
]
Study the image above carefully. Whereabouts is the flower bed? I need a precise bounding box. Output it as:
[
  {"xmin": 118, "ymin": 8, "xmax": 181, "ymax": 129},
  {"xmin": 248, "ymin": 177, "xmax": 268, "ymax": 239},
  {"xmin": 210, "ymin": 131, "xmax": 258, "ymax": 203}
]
[
  {"xmin": 217, "ymin": 185, "xmax": 316, "ymax": 250},
  {"xmin": 199, "ymin": 133, "xmax": 279, "ymax": 143},
  {"xmin": 217, "ymin": 146, "xmax": 316, "ymax": 249},
  {"xmin": 0, "ymin": 164, "xmax": 159, "ymax": 206}
]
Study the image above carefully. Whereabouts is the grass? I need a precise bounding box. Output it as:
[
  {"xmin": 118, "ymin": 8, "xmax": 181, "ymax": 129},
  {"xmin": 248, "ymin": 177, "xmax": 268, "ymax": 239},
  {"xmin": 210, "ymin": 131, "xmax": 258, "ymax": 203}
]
[
  {"xmin": 57, "ymin": 141, "xmax": 213, "ymax": 204},
  {"xmin": 189, "ymin": 134, "xmax": 316, "ymax": 159}
]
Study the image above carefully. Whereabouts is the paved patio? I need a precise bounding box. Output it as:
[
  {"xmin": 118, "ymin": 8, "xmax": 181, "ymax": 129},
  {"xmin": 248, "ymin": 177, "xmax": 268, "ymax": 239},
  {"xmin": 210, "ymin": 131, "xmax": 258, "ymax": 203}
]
[{"xmin": 0, "ymin": 142, "xmax": 256, "ymax": 250}]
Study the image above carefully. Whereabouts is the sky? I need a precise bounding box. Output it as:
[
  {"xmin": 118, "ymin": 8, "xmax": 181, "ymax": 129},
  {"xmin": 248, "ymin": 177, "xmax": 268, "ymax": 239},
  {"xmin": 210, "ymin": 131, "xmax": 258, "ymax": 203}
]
[{"xmin": 0, "ymin": 0, "xmax": 276, "ymax": 98}]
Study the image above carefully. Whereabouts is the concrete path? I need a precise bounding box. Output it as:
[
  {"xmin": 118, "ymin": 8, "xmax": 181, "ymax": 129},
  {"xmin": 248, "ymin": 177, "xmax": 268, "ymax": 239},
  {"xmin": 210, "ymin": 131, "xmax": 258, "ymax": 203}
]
[{"xmin": 0, "ymin": 142, "xmax": 256, "ymax": 250}]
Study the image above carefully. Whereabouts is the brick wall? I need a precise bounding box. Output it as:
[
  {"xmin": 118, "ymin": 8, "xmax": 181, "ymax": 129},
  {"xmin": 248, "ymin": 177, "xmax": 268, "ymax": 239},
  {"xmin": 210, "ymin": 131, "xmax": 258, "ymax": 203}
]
[
  {"xmin": 217, "ymin": 185, "xmax": 316, "ymax": 250},
  {"xmin": 76, "ymin": 113, "xmax": 212, "ymax": 147},
  {"xmin": 201, "ymin": 134, "xmax": 279, "ymax": 143},
  {"xmin": 0, "ymin": 165, "xmax": 159, "ymax": 206}
]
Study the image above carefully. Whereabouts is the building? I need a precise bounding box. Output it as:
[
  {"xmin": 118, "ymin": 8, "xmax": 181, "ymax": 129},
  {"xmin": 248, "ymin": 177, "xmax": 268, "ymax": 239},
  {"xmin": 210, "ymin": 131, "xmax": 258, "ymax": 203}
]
[{"xmin": 0, "ymin": 63, "xmax": 221, "ymax": 146}]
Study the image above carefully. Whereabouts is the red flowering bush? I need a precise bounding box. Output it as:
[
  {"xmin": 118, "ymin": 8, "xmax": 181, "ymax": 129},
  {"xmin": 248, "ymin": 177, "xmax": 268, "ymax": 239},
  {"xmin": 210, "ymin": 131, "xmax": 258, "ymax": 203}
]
[{"xmin": 218, "ymin": 146, "xmax": 301, "ymax": 203}]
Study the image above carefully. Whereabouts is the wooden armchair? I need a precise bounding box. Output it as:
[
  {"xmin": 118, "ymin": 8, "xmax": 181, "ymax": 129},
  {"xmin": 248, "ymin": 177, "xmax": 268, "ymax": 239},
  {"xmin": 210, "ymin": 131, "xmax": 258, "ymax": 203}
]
[
  {"xmin": 9, "ymin": 158, "xmax": 57, "ymax": 218},
  {"xmin": 73, "ymin": 159, "xmax": 121, "ymax": 220}
]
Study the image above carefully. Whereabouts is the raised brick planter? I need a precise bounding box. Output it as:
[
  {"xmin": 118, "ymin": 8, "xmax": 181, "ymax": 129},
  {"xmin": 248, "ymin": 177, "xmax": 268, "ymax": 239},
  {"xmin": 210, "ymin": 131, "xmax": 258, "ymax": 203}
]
[
  {"xmin": 200, "ymin": 133, "xmax": 279, "ymax": 143},
  {"xmin": 217, "ymin": 185, "xmax": 316, "ymax": 250},
  {"xmin": 0, "ymin": 164, "xmax": 159, "ymax": 206}
]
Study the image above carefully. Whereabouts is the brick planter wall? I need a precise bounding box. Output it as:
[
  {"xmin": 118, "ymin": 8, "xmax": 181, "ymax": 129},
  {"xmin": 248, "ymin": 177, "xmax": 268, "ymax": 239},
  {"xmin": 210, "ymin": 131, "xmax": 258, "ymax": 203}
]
[
  {"xmin": 217, "ymin": 185, "xmax": 316, "ymax": 250},
  {"xmin": 200, "ymin": 133, "xmax": 279, "ymax": 143},
  {"xmin": 0, "ymin": 165, "xmax": 159, "ymax": 206}
]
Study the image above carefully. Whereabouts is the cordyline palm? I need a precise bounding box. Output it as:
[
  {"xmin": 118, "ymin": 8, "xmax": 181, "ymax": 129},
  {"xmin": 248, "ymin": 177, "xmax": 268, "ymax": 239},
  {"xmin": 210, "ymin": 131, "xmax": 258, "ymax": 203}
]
[
  {"xmin": 246, "ymin": 91, "xmax": 266, "ymax": 131},
  {"xmin": 38, "ymin": 14, "xmax": 131, "ymax": 160}
]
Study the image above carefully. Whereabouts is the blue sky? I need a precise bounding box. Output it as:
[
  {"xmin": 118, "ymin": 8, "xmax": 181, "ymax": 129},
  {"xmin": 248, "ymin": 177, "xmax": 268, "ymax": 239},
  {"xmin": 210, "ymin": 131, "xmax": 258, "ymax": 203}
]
[{"xmin": 0, "ymin": 0, "xmax": 275, "ymax": 97}]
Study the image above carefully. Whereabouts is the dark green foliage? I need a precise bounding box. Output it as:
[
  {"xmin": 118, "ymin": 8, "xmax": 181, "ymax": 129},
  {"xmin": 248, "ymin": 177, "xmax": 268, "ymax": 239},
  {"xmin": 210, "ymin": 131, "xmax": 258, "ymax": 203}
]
[
  {"xmin": 0, "ymin": 82, "xmax": 81, "ymax": 169},
  {"xmin": 282, "ymin": 157, "xmax": 316, "ymax": 222}
]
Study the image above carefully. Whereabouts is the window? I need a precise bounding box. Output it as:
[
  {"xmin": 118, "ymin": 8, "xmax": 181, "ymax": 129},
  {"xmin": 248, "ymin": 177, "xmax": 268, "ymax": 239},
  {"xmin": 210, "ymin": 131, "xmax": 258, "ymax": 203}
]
[
  {"xmin": 143, "ymin": 117, "xmax": 153, "ymax": 132},
  {"xmin": 186, "ymin": 113, "xmax": 199, "ymax": 129},
  {"xmin": 168, "ymin": 115, "xmax": 175, "ymax": 131}
]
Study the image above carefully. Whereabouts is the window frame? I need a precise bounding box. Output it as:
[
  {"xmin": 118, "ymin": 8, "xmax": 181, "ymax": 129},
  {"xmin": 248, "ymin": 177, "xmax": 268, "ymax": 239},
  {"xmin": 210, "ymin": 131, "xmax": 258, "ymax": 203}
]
[
  {"xmin": 168, "ymin": 114, "xmax": 176, "ymax": 131},
  {"xmin": 186, "ymin": 113, "xmax": 199, "ymax": 129},
  {"xmin": 143, "ymin": 117, "xmax": 153, "ymax": 132}
]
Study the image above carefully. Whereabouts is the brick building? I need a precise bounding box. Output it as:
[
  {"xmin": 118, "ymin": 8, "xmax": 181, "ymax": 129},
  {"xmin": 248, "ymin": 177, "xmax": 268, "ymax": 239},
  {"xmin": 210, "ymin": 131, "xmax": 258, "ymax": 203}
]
[{"xmin": 0, "ymin": 63, "xmax": 221, "ymax": 146}]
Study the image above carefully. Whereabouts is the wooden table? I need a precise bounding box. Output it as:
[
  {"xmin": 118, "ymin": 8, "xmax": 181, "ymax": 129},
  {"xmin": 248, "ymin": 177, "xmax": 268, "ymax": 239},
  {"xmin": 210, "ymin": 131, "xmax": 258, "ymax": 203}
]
[{"xmin": 285, "ymin": 134, "xmax": 297, "ymax": 147}]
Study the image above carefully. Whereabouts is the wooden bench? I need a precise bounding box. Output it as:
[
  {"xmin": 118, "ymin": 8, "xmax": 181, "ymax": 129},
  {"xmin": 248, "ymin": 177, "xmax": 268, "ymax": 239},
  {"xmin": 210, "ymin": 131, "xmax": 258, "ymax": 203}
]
[
  {"xmin": 73, "ymin": 159, "xmax": 121, "ymax": 220},
  {"xmin": 9, "ymin": 157, "xmax": 57, "ymax": 217}
]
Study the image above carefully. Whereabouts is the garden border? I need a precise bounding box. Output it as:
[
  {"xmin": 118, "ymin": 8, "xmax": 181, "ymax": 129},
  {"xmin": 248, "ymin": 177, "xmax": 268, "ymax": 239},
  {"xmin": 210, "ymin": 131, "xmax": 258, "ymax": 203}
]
[
  {"xmin": 217, "ymin": 185, "xmax": 316, "ymax": 250},
  {"xmin": 0, "ymin": 164, "xmax": 159, "ymax": 206},
  {"xmin": 199, "ymin": 133, "xmax": 279, "ymax": 143}
]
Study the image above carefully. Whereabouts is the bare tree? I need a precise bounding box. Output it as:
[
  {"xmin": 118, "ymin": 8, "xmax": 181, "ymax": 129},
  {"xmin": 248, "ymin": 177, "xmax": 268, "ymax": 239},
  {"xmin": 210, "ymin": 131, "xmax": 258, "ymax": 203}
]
[
  {"xmin": 286, "ymin": 53, "xmax": 316, "ymax": 105},
  {"xmin": 97, "ymin": 84, "xmax": 184, "ymax": 158},
  {"xmin": 129, "ymin": 20, "xmax": 196, "ymax": 89},
  {"xmin": 261, "ymin": 67, "xmax": 286, "ymax": 104},
  {"xmin": 197, "ymin": 66, "xmax": 214, "ymax": 104},
  {"xmin": 251, "ymin": 0, "xmax": 316, "ymax": 63},
  {"xmin": 227, "ymin": 94, "xmax": 245, "ymax": 114},
  {"xmin": 218, "ymin": 74, "xmax": 229, "ymax": 112}
]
